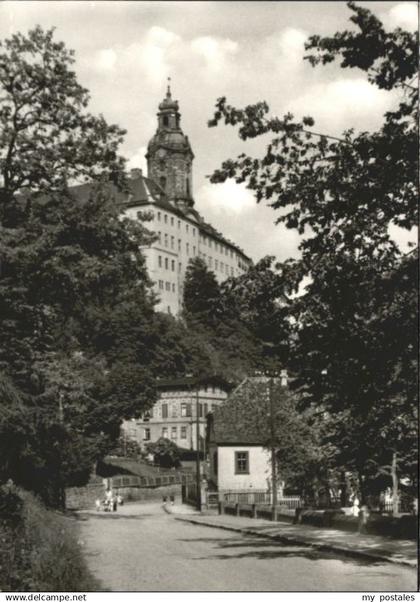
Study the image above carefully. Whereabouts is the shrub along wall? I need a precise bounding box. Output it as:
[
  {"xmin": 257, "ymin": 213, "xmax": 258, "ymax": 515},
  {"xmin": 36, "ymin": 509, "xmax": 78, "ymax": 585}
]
[
  {"xmin": 0, "ymin": 484, "xmax": 98, "ymax": 592},
  {"xmin": 297, "ymin": 509, "xmax": 417, "ymax": 540}
]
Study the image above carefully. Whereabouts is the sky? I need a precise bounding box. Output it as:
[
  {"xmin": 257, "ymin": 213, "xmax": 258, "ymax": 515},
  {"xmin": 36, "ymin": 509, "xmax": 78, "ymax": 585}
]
[{"xmin": 1, "ymin": 1, "xmax": 417, "ymax": 262}]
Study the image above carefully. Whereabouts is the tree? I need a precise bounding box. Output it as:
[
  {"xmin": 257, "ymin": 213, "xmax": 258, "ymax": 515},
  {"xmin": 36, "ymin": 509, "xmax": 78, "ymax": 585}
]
[
  {"xmin": 0, "ymin": 27, "xmax": 159, "ymax": 506},
  {"xmin": 182, "ymin": 257, "xmax": 263, "ymax": 382},
  {"xmin": 146, "ymin": 437, "xmax": 181, "ymax": 469},
  {"xmin": 207, "ymin": 2, "xmax": 418, "ymax": 507},
  {"xmin": 219, "ymin": 256, "xmax": 292, "ymax": 369},
  {"xmin": 183, "ymin": 257, "xmax": 221, "ymax": 323}
]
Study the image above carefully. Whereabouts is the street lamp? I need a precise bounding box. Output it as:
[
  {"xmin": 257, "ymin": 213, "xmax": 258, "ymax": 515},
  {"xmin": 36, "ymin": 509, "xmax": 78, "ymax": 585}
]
[
  {"xmin": 195, "ymin": 384, "xmax": 201, "ymax": 512},
  {"xmin": 266, "ymin": 373, "xmax": 278, "ymax": 519}
]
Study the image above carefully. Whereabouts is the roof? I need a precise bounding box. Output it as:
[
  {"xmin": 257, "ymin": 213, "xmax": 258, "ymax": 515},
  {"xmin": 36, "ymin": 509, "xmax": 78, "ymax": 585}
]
[
  {"xmin": 207, "ymin": 375, "xmax": 289, "ymax": 446},
  {"xmin": 45, "ymin": 173, "xmax": 251, "ymax": 262},
  {"xmin": 156, "ymin": 375, "xmax": 232, "ymax": 392}
]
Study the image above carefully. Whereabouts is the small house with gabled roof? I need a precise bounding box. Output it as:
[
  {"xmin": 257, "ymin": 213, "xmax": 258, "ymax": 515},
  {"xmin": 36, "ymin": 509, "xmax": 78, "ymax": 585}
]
[{"xmin": 207, "ymin": 374, "xmax": 288, "ymax": 497}]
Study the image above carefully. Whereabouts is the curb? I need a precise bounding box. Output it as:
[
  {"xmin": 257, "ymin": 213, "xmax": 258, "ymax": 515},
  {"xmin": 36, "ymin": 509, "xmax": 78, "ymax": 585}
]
[{"xmin": 174, "ymin": 516, "xmax": 417, "ymax": 569}]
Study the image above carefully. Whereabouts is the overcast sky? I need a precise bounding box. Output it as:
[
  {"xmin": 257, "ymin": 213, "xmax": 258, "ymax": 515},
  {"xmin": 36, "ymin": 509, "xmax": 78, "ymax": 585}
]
[{"xmin": 1, "ymin": 1, "xmax": 417, "ymax": 262}]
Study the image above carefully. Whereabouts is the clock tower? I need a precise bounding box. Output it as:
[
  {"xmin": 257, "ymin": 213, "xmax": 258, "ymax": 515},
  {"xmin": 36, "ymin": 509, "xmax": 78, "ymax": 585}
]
[{"xmin": 146, "ymin": 82, "xmax": 194, "ymax": 210}]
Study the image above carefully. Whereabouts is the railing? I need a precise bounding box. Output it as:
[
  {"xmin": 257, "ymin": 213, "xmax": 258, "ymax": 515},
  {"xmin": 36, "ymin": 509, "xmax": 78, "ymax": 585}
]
[
  {"xmin": 221, "ymin": 490, "xmax": 302, "ymax": 509},
  {"xmin": 383, "ymin": 500, "xmax": 416, "ymax": 514},
  {"xmin": 111, "ymin": 472, "xmax": 193, "ymax": 489}
]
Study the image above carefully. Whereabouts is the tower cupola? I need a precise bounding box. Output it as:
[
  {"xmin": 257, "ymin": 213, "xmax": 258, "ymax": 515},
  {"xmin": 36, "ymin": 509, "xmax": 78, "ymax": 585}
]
[{"xmin": 146, "ymin": 80, "xmax": 194, "ymax": 210}]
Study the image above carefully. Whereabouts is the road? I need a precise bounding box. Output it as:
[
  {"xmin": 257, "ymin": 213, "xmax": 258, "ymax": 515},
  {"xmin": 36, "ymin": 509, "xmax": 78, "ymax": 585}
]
[{"xmin": 79, "ymin": 502, "xmax": 416, "ymax": 591}]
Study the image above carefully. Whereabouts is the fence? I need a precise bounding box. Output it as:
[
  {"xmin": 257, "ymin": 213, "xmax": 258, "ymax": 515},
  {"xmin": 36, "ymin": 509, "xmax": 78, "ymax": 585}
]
[
  {"xmin": 110, "ymin": 471, "xmax": 192, "ymax": 489},
  {"xmin": 383, "ymin": 500, "xmax": 415, "ymax": 514},
  {"xmin": 221, "ymin": 490, "xmax": 302, "ymax": 510}
]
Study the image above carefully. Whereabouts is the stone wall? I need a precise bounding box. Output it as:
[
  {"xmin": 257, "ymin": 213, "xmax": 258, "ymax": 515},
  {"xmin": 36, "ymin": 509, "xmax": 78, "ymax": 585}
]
[
  {"xmin": 65, "ymin": 482, "xmax": 105, "ymax": 510},
  {"xmin": 113, "ymin": 484, "xmax": 182, "ymax": 502}
]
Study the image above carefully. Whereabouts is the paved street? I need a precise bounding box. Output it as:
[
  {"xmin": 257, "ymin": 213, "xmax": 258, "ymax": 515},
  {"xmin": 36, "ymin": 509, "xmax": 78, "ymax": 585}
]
[{"xmin": 78, "ymin": 502, "xmax": 416, "ymax": 591}]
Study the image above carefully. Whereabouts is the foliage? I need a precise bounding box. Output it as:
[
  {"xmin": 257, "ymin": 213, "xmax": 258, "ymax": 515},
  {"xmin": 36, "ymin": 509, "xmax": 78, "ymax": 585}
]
[
  {"xmin": 207, "ymin": 2, "xmax": 418, "ymax": 500},
  {"xmin": 0, "ymin": 483, "xmax": 98, "ymax": 592},
  {"xmin": 0, "ymin": 27, "xmax": 158, "ymax": 506},
  {"xmin": 183, "ymin": 257, "xmax": 221, "ymax": 321},
  {"xmin": 146, "ymin": 437, "xmax": 181, "ymax": 469},
  {"xmin": 110, "ymin": 435, "xmax": 142, "ymax": 459},
  {"xmin": 181, "ymin": 256, "xmax": 292, "ymax": 382}
]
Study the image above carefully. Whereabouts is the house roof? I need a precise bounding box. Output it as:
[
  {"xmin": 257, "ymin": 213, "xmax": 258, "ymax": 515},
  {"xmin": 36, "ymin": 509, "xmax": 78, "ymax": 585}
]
[
  {"xmin": 156, "ymin": 375, "xmax": 232, "ymax": 392},
  {"xmin": 208, "ymin": 375, "xmax": 290, "ymax": 446},
  {"xmin": 208, "ymin": 377, "xmax": 273, "ymax": 446}
]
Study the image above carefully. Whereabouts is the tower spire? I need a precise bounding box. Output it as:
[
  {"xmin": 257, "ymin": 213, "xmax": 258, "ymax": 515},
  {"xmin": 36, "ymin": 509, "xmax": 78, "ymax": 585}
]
[{"xmin": 166, "ymin": 76, "xmax": 172, "ymax": 98}]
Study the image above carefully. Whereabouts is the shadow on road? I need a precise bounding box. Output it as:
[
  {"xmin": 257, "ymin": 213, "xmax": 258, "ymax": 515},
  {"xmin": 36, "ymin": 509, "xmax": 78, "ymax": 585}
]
[{"xmin": 178, "ymin": 535, "xmax": 386, "ymax": 566}]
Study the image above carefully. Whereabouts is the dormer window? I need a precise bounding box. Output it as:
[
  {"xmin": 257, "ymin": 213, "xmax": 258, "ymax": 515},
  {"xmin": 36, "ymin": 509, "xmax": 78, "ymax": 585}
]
[{"xmin": 163, "ymin": 115, "xmax": 169, "ymax": 126}]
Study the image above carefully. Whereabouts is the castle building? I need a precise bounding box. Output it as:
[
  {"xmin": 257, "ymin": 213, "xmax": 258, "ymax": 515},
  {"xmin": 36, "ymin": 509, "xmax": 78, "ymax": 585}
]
[{"xmin": 123, "ymin": 84, "xmax": 252, "ymax": 315}]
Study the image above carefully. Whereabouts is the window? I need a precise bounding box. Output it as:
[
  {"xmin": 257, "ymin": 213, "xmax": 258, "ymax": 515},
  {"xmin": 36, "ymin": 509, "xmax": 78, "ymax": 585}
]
[
  {"xmin": 163, "ymin": 115, "xmax": 169, "ymax": 126},
  {"xmin": 209, "ymin": 239, "xmax": 212, "ymax": 248},
  {"xmin": 215, "ymin": 260, "xmax": 218, "ymax": 270},
  {"xmin": 231, "ymin": 267, "xmax": 234, "ymax": 276},
  {"xmin": 181, "ymin": 403, "xmax": 192, "ymax": 417},
  {"xmin": 186, "ymin": 224, "xmax": 189, "ymax": 233},
  {"xmin": 171, "ymin": 217, "xmax": 174, "ymax": 226},
  {"xmin": 186, "ymin": 243, "xmax": 189, "ymax": 255},
  {"xmin": 180, "ymin": 426, "xmax": 187, "ymax": 439},
  {"xmin": 235, "ymin": 451, "xmax": 249, "ymax": 474},
  {"xmin": 158, "ymin": 280, "xmax": 164, "ymax": 290},
  {"xmin": 193, "ymin": 228, "xmax": 196, "ymax": 237},
  {"xmin": 165, "ymin": 281, "xmax": 170, "ymax": 291},
  {"xmin": 199, "ymin": 403, "xmax": 203, "ymax": 418},
  {"xmin": 171, "ymin": 236, "xmax": 174, "ymax": 249},
  {"xmin": 193, "ymin": 246, "xmax": 196, "ymax": 256},
  {"xmin": 162, "ymin": 427, "xmax": 168, "ymax": 438},
  {"xmin": 171, "ymin": 426, "xmax": 177, "ymax": 439},
  {"xmin": 157, "ymin": 231, "xmax": 161, "ymax": 242},
  {"xmin": 143, "ymin": 428, "xmax": 150, "ymax": 441},
  {"xmin": 209, "ymin": 257, "xmax": 213, "ymax": 268},
  {"xmin": 164, "ymin": 233, "xmax": 168, "ymax": 247},
  {"xmin": 178, "ymin": 239, "xmax": 181, "ymax": 251},
  {"xmin": 172, "ymin": 283, "xmax": 175, "ymax": 292},
  {"xmin": 178, "ymin": 262, "xmax": 182, "ymax": 272},
  {"xmin": 165, "ymin": 257, "xmax": 169, "ymax": 269},
  {"xmin": 171, "ymin": 260, "xmax": 175, "ymax": 272},
  {"xmin": 162, "ymin": 404, "xmax": 168, "ymax": 419},
  {"xmin": 178, "ymin": 220, "xmax": 181, "ymax": 229},
  {"xmin": 158, "ymin": 255, "xmax": 162, "ymax": 268},
  {"xmin": 164, "ymin": 214, "xmax": 168, "ymax": 224},
  {"xmin": 157, "ymin": 212, "xmax": 161, "ymax": 221}
]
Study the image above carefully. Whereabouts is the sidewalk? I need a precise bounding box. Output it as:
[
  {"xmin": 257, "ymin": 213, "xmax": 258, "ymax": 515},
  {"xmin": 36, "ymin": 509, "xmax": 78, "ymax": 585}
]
[{"xmin": 170, "ymin": 506, "xmax": 418, "ymax": 568}]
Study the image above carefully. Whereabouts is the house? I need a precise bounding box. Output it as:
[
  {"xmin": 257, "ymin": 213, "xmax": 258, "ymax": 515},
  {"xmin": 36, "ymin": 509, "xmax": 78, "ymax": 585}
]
[
  {"xmin": 122, "ymin": 375, "xmax": 231, "ymax": 451},
  {"xmin": 207, "ymin": 374, "xmax": 288, "ymax": 500}
]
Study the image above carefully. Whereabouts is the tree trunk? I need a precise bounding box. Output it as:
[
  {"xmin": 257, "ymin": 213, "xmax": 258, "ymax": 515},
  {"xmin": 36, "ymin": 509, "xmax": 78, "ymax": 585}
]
[
  {"xmin": 340, "ymin": 471, "xmax": 348, "ymax": 506},
  {"xmin": 391, "ymin": 451, "xmax": 399, "ymax": 517}
]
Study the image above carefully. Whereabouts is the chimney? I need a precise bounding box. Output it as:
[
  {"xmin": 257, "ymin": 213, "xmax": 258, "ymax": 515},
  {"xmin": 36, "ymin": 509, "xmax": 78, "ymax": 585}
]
[{"xmin": 130, "ymin": 168, "xmax": 143, "ymax": 179}]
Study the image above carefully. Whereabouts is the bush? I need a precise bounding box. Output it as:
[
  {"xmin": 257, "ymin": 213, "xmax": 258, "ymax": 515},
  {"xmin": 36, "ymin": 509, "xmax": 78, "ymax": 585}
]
[{"xmin": 0, "ymin": 484, "xmax": 99, "ymax": 591}]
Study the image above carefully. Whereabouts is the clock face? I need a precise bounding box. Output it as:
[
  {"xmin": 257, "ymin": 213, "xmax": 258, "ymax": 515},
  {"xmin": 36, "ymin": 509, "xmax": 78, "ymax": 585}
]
[{"xmin": 157, "ymin": 148, "xmax": 166, "ymax": 159}]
